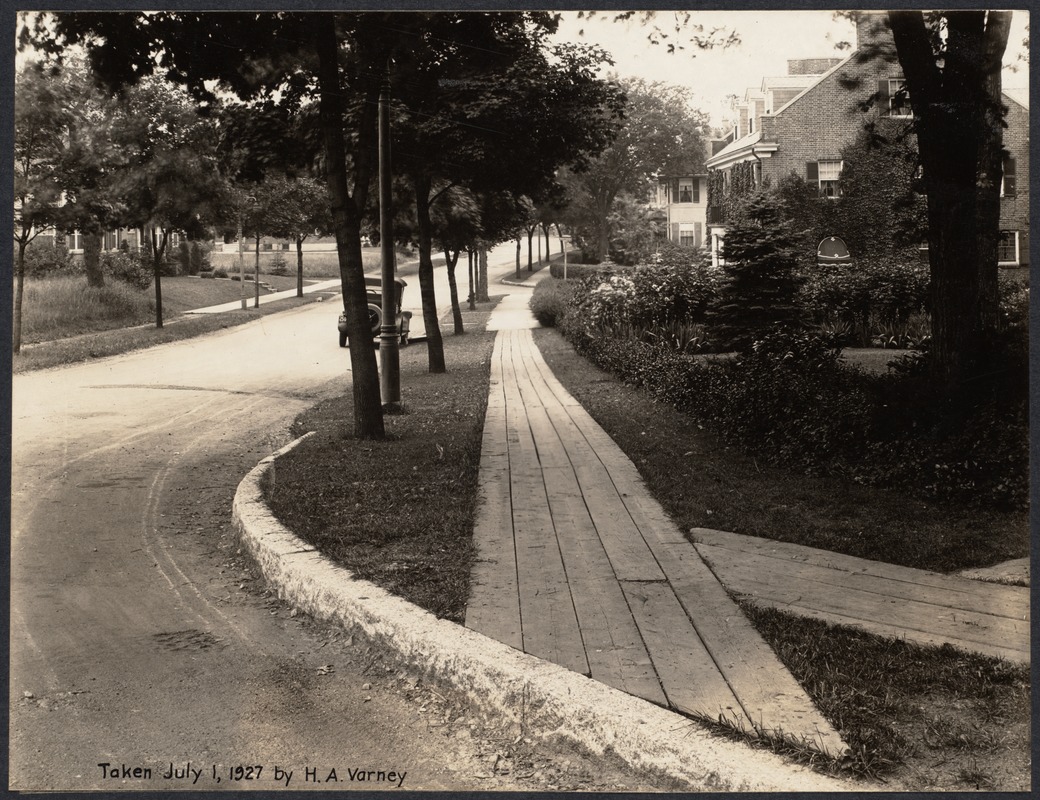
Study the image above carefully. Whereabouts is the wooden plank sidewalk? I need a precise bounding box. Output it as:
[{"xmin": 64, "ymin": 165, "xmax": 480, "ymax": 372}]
[
  {"xmin": 692, "ymin": 528, "xmax": 1030, "ymax": 664},
  {"xmin": 465, "ymin": 328, "xmax": 846, "ymax": 755}
]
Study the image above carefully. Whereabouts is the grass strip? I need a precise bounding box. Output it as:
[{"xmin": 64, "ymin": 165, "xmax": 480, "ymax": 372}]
[
  {"xmin": 263, "ymin": 306, "xmax": 499, "ymax": 623},
  {"xmin": 13, "ymin": 296, "xmax": 321, "ymax": 373},
  {"xmin": 742, "ymin": 603, "xmax": 1029, "ymax": 789}
]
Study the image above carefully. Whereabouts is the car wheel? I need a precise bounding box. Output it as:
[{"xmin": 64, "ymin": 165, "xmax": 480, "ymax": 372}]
[
  {"xmin": 339, "ymin": 330, "xmax": 348, "ymax": 348},
  {"xmin": 368, "ymin": 305, "xmax": 382, "ymax": 337}
]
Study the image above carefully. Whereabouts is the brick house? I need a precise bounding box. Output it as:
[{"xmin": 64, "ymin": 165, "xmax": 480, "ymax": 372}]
[{"xmin": 705, "ymin": 12, "xmax": 1029, "ymax": 271}]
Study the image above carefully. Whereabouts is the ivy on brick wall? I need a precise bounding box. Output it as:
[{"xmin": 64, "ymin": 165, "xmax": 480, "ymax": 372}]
[{"xmin": 707, "ymin": 161, "xmax": 758, "ymax": 227}]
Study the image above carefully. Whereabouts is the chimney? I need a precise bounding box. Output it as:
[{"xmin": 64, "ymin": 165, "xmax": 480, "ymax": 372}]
[
  {"xmin": 737, "ymin": 106, "xmax": 748, "ymax": 139},
  {"xmin": 856, "ymin": 11, "xmax": 891, "ymax": 51}
]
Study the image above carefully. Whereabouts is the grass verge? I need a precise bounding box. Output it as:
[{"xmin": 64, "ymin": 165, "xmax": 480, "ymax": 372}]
[
  {"xmin": 13, "ymin": 294, "xmax": 324, "ymax": 373},
  {"xmin": 742, "ymin": 604, "xmax": 1030, "ymax": 790},
  {"xmin": 263, "ymin": 304, "xmax": 500, "ymax": 623}
]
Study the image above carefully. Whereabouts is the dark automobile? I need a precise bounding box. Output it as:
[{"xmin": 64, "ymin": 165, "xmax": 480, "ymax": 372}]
[{"xmin": 338, "ymin": 276, "xmax": 412, "ymax": 347}]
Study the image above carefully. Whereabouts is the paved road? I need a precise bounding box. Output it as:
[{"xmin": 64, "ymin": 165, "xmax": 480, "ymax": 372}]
[{"xmin": 9, "ymin": 250, "xmax": 636, "ymax": 793}]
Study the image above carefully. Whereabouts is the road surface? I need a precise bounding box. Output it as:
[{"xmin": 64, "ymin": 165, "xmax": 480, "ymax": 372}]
[{"xmin": 9, "ymin": 251, "xmax": 645, "ymax": 793}]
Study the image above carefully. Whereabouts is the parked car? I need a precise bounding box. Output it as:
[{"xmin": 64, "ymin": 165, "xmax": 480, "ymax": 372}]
[{"xmin": 338, "ymin": 276, "xmax": 412, "ymax": 347}]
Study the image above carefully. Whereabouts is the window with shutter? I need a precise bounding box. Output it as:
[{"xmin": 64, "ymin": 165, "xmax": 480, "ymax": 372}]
[
  {"xmin": 692, "ymin": 179, "xmax": 700, "ymax": 203},
  {"xmin": 806, "ymin": 162, "xmax": 819, "ymax": 183}
]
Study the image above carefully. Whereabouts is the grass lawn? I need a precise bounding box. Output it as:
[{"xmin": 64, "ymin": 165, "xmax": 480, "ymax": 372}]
[{"xmin": 264, "ymin": 305, "xmax": 500, "ymax": 623}]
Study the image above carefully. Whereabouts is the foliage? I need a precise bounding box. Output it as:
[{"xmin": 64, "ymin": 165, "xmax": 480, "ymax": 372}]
[
  {"xmin": 707, "ymin": 192, "xmax": 806, "ymax": 351},
  {"xmin": 798, "ymin": 256, "xmax": 930, "ymax": 345},
  {"xmin": 604, "ymin": 192, "xmax": 664, "ymax": 265},
  {"xmin": 529, "ymin": 278, "xmax": 578, "ymax": 328},
  {"xmin": 568, "ymin": 261, "xmax": 720, "ymax": 334},
  {"xmin": 102, "ymin": 248, "xmax": 153, "ymax": 290},
  {"xmin": 559, "ymin": 76, "xmax": 711, "ymax": 260},
  {"xmin": 19, "ymin": 240, "xmax": 75, "ymax": 277},
  {"xmin": 559, "ymin": 319, "xmax": 1026, "ymax": 509}
]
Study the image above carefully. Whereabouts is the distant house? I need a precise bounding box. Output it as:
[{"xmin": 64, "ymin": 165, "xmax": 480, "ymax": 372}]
[
  {"xmin": 648, "ymin": 172, "xmax": 708, "ymax": 248},
  {"xmin": 705, "ymin": 12, "xmax": 1029, "ymax": 270}
]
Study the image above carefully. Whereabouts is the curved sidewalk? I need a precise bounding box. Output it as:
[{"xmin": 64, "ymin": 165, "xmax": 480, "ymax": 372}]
[{"xmin": 465, "ymin": 320, "xmax": 846, "ymax": 755}]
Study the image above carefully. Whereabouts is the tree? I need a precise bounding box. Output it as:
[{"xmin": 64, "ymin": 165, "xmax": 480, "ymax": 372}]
[
  {"xmin": 13, "ymin": 61, "xmax": 70, "ymax": 353},
  {"xmin": 110, "ymin": 74, "xmax": 225, "ymax": 327},
  {"xmin": 387, "ymin": 14, "xmax": 623, "ymax": 373},
  {"xmin": 430, "ymin": 187, "xmax": 483, "ymax": 335},
  {"xmin": 262, "ymin": 175, "xmax": 333, "ymax": 297},
  {"xmin": 707, "ymin": 193, "xmax": 805, "ymax": 352},
  {"xmin": 559, "ymin": 76, "xmax": 709, "ymax": 260},
  {"xmin": 884, "ymin": 10, "xmax": 1013, "ymax": 383},
  {"xmin": 22, "ymin": 11, "xmax": 400, "ymax": 437}
]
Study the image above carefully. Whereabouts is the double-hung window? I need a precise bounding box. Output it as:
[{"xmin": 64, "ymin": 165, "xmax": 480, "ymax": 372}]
[
  {"xmin": 887, "ymin": 78, "xmax": 912, "ymax": 117},
  {"xmin": 807, "ymin": 161, "xmax": 843, "ymax": 198},
  {"xmin": 998, "ymin": 230, "xmax": 1019, "ymax": 265}
]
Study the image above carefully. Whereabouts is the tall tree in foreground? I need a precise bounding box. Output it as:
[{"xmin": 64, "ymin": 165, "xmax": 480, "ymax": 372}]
[
  {"xmin": 885, "ymin": 10, "xmax": 1013, "ymax": 383},
  {"xmin": 21, "ymin": 11, "xmax": 395, "ymax": 437}
]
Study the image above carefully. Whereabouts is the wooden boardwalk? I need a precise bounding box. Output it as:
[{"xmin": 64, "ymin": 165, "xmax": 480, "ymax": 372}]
[
  {"xmin": 692, "ymin": 529, "xmax": 1030, "ymax": 664},
  {"xmin": 465, "ymin": 328, "xmax": 846, "ymax": 755}
]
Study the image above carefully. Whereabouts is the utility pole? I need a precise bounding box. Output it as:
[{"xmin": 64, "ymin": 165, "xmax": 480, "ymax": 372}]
[{"xmin": 378, "ymin": 63, "xmax": 401, "ymax": 410}]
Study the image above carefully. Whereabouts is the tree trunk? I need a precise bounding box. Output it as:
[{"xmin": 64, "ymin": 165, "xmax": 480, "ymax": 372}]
[
  {"xmin": 527, "ymin": 229, "xmax": 534, "ymax": 271},
  {"xmin": 889, "ymin": 9, "xmax": 1005, "ymax": 384},
  {"xmin": 414, "ymin": 174, "xmax": 446, "ymax": 373},
  {"xmin": 83, "ymin": 232, "xmax": 104, "ymax": 288},
  {"xmin": 296, "ymin": 236, "xmax": 304, "ymax": 297},
  {"xmin": 467, "ymin": 249, "xmax": 476, "ymax": 310},
  {"xmin": 515, "ymin": 238, "xmax": 521, "ymax": 279},
  {"xmin": 13, "ymin": 240, "xmax": 27, "ymax": 354},
  {"xmin": 151, "ymin": 227, "xmax": 167, "ymax": 329},
  {"xmin": 975, "ymin": 11, "xmax": 1012, "ymax": 335},
  {"xmin": 315, "ymin": 17, "xmax": 384, "ymax": 439},
  {"xmin": 542, "ymin": 223, "xmax": 552, "ymax": 261},
  {"xmin": 445, "ymin": 249, "xmax": 464, "ymax": 334},
  {"xmin": 477, "ymin": 246, "xmax": 489, "ymax": 302}
]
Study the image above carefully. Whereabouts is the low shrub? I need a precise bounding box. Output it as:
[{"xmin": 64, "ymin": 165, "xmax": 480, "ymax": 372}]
[
  {"xmin": 213, "ymin": 267, "xmax": 229, "ymax": 279},
  {"xmin": 529, "ymin": 278, "xmax": 577, "ymax": 327},
  {"xmin": 548, "ymin": 262, "xmax": 609, "ymax": 280},
  {"xmin": 102, "ymin": 249, "xmax": 153, "ymax": 290},
  {"xmin": 560, "ymin": 321, "xmax": 1026, "ymax": 510},
  {"xmin": 566, "ymin": 262, "xmax": 721, "ymax": 334},
  {"xmin": 800, "ymin": 257, "xmax": 930, "ymax": 345},
  {"xmin": 19, "ymin": 240, "xmax": 75, "ymax": 276}
]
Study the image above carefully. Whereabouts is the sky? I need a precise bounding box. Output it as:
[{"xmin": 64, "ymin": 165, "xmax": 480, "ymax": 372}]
[{"xmin": 551, "ymin": 10, "xmax": 1030, "ymax": 127}]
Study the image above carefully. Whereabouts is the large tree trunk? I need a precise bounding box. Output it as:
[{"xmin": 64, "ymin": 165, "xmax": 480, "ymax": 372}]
[
  {"xmin": 414, "ymin": 174, "xmax": 446, "ymax": 373},
  {"xmin": 315, "ymin": 17, "xmax": 384, "ymax": 439},
  {"xmin": 527, "ymin": 228, "xmax": 534, "ymax": 271},
  {"xmin": 975, "ymin": 11, "xmax": 1013, "ymax": 335},
  {"xmin": 889, "ymin": 9, "xmax": 1008, "ymax": 385},
  {"xmin": 83, "ymin": 232, "xmax": 104, "ymax": 288},
  {"xmin": 445, "ymin": 249, "xmax": 464, "ymax": 334}
]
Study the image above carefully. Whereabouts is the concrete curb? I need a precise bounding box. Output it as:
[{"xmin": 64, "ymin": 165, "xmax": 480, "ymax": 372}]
[{"xmin": 232, "ymin": 436, "xmax": 857, "ymax": 792}]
